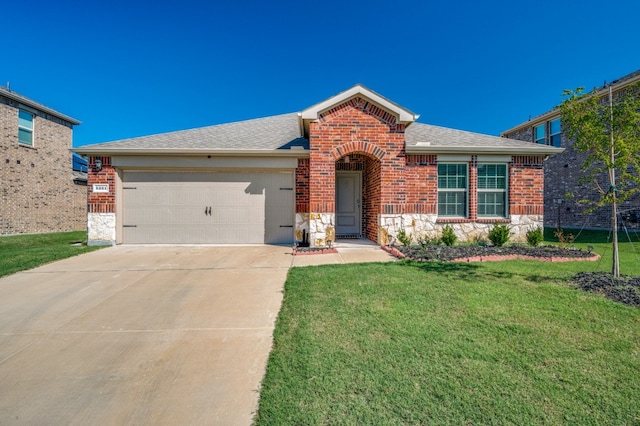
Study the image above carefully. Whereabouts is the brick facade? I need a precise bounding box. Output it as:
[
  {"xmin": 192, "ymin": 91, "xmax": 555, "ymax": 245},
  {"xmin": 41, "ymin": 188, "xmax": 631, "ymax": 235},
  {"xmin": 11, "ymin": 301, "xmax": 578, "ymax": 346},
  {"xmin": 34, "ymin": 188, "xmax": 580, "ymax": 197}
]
[
  {"xmin": 87, "ymin": 156, "xmax": 116, "ymax": 214},
  {"xmin": 296, "ymin": 96, "xmax": 546, "ymax": 246},
  {"xmin": 81, "ymin": 85, "xmax": 552, "ymax": 246},
  {"xmin": 0, "ymin": 94, "xmax": 85, "ymax": 235}
]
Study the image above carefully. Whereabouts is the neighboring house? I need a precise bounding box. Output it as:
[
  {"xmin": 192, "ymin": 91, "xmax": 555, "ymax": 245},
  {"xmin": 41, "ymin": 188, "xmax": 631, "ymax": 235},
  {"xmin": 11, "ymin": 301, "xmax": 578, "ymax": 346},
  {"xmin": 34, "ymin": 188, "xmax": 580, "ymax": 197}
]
[
  {"xmin": 501, "ymin": 70, "xmax": 640, "ymax": 231},
  {"xmin": 0, "ymin": 86, "xmax": 85, "ymax": 235},
  {"xmin": 75, "ymin": 85, "xmax": 561, "ymax": 246}
]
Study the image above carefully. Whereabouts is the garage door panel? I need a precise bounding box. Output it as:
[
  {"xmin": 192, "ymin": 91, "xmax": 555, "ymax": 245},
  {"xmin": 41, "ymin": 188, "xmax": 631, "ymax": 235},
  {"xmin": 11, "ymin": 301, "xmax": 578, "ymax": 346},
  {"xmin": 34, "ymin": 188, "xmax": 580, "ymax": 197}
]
[{"xmin": 122, "ymin": 171, "xmax": 293, "ymax": 244}]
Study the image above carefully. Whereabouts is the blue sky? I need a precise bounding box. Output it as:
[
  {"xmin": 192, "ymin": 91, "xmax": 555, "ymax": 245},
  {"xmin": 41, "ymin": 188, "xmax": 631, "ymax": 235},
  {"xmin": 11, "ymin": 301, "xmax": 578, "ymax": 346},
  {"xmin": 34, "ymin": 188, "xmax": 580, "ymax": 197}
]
[{"xmin": 4, "ymin": 0, "xmax": 639, "ymax": 147}]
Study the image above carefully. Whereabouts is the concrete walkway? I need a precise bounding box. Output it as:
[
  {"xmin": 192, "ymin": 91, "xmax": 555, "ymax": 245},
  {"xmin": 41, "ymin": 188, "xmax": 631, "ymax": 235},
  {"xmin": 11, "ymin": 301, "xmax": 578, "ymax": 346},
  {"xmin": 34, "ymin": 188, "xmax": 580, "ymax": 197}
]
[{"xmin": 0, "ymin": 244, "xmax": 394, "ymax": 425}]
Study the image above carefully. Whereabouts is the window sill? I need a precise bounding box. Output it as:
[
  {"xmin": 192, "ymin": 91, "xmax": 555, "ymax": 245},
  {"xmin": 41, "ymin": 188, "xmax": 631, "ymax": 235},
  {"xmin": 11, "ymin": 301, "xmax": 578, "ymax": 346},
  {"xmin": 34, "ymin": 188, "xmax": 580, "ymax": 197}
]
[
  {"xmin": 436, "ymin": 218, "xmax": 510, "ymax": 224},
  {"xmin": 18, "ymin": 143, "xmax": 37, "ymax": 151},
  {"xmin": 476, "ymin": 218, "xmax": 510, "ymax": 223}
]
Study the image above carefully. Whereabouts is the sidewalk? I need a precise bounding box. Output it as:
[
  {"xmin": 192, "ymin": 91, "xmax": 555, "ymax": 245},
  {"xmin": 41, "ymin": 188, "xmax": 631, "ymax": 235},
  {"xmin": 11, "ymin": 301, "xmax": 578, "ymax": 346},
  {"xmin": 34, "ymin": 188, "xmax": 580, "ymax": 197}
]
[{"xmin": 291, "ymin": 240, "xmax": 396, "ymax": 267}]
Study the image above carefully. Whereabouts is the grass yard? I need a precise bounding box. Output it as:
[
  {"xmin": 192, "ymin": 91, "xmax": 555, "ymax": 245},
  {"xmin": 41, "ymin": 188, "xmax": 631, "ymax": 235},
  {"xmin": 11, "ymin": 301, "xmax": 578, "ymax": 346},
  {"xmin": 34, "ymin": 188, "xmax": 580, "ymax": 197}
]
[
  {"xmin": 256, "ymin": 231, "xmax": 640, "ymax": 424},
  {"xmin": 0, "ymin": 231, "xmax": 103, "ymax": 278}
]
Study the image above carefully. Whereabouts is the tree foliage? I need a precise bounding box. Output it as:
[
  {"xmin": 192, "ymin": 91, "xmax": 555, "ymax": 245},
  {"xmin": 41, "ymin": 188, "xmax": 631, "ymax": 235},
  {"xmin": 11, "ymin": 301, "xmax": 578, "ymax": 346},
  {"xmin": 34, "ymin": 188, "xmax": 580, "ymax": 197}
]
[
  {"xmin": 560, "ymin": 83, "xmax": 640, "ymax": 209},
  {"xmin": 560, "ymin": 81, "xmax": 640, "ymax": 277}
]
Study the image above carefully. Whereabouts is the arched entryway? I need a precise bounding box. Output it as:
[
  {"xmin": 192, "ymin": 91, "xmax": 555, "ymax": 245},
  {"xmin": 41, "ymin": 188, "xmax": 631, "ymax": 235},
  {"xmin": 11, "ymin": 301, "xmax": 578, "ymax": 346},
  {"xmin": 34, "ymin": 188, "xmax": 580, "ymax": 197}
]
[{"xmin": 334, "ymin": 152, "xmax": 381, "ymax": 243}]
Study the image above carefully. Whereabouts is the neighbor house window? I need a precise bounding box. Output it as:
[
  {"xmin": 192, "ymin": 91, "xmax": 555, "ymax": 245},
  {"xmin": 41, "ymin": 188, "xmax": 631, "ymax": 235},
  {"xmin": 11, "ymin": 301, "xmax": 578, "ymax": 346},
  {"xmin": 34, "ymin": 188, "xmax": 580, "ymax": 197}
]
[
  {"xmin": 438, "ymin": 163, "xmax": 467, "ymax": 217},
  {"xmin": 549, "ymin": 118, "xmax": 561, "ymax": 147},
  {"xmin": 477, "ymin": 164, "xmax": 507, "ymax": 217},
  {"xmin": 534, "ymin": 124, "xmax": 545, "ymax": 145},
  {"xmin": 18, "ymin": 110, "xmax": 34, "ymax": 146}
]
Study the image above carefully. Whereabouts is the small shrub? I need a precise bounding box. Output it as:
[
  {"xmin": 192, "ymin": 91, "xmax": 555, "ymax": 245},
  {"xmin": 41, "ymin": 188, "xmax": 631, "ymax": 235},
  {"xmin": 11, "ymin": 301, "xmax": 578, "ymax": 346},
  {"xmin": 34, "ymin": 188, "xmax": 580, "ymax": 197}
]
[
  {"xmin": 526, "ymin": 226, "xmax": 544, "ymax": 247},
  {"xmin": 396, "ymin": 229, "xmax": 413, "ymax": 246},
  {"xmin": 488, "ymin": 223, "xmax": 511, "ymax": 247},
  {"xmin": 554, "ymin": 227, "xmax": 575, "ymax": 248},
  {"xmin": 441, "ymin": 225, "xmax": 457, "ymax": 247},
  {"xmin": 417, "ymin": 233, "xmax": 440, "ymax": 248},
  {"xmin": 469, "ymin": 233, "xmax": 489, "ymax": 246}
]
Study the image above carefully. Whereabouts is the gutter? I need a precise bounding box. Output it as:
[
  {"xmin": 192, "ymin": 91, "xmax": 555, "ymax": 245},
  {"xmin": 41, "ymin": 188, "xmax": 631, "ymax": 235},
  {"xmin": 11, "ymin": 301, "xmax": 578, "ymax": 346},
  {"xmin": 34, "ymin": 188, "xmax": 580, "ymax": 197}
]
[
  {"xmin": 406, "ymin": 145, "xmax": 564, "ymax": 156},
  {"xmin": 72, "ymin": 147, "xmax": 311, "ymax": 158},
  {"xmin": 0, "ymin": 88, "xmax": 81, "ymax": 125}
]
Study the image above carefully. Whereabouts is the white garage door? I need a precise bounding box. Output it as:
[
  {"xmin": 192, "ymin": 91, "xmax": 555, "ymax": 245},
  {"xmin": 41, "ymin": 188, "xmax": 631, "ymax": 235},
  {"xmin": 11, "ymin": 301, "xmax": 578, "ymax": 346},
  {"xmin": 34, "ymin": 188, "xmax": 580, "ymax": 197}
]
[{"xmin": 122, "ymin": 171, "xmax": 294, "ymax": 244}]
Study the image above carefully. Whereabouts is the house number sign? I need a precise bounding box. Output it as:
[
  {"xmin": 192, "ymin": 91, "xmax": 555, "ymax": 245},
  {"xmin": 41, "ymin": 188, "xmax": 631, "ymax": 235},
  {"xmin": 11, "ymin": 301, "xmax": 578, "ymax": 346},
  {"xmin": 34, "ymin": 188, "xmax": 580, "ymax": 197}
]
[{"xmin": 92, "ymin": 184, "xmax": 109, "ymax": 193}]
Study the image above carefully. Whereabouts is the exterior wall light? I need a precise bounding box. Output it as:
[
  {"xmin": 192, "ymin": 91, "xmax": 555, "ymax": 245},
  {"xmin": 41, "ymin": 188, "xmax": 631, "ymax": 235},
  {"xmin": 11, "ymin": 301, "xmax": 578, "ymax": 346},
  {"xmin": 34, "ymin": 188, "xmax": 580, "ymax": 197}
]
[{"xmin": 94, "ymin": 158, "xmax": 102, "ymax": 172}]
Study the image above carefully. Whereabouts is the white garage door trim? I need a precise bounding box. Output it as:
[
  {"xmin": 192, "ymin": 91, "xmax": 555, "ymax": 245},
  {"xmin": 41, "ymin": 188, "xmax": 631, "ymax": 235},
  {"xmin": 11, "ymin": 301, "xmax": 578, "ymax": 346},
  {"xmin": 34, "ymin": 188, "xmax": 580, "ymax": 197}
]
[{"xmin": 121, "ymin": 170, "xmax": 294, "ymax": 244}]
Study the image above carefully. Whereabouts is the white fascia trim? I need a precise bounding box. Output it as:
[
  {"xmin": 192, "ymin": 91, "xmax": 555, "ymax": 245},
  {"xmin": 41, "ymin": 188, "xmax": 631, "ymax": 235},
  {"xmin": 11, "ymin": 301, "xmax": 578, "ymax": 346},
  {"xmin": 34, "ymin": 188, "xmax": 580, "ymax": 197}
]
[
  {"xmin": 406, "ymin": 145, "xmax": 565, "ymax": 155},
  {"xmin": 72, "ymin": 148, "xmax": 311, "ymax": 158},
  {"xmin": 301, "ymin": 85, "xmax": 418, "ymax": 124}
]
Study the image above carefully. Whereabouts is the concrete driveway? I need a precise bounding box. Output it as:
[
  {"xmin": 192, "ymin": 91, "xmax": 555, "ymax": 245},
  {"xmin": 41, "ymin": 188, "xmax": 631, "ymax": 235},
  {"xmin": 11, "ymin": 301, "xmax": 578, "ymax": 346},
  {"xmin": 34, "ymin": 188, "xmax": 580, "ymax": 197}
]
[{"xmin": 0, "ymin": 245, "xmax": 292, "ymax": 425}]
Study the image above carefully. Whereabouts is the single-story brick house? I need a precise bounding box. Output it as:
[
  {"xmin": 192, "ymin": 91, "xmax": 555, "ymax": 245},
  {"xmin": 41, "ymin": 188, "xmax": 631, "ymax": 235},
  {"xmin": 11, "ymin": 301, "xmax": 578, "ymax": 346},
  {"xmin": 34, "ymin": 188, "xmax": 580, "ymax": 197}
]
[{"xmin": 75, "ymin": 85, "xmax": 562, "ymax": 246}]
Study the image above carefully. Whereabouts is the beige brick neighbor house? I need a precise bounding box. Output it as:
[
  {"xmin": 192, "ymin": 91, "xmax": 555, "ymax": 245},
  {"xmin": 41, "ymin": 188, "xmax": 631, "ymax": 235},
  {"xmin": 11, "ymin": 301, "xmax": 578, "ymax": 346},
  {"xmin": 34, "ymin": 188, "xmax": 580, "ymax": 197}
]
[
  {"xmin": 502, "ymin": 70, "xmax": 640, "ymax": 231},
  {"xmin": 0, "ymin": 86, "xmax": 85, "ymax": 235},
  {"xmin": 76, "ymin": 85, "xmax": 562, "ymax": 246}
]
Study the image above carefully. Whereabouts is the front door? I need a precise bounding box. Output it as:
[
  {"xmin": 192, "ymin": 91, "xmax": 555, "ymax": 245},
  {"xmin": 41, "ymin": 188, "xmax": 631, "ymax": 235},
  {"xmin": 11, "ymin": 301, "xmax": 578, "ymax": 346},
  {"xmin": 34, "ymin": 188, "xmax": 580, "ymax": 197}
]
[{"xmin": 336, "ymin": 171, "xmax": 362, "ymax": 237}]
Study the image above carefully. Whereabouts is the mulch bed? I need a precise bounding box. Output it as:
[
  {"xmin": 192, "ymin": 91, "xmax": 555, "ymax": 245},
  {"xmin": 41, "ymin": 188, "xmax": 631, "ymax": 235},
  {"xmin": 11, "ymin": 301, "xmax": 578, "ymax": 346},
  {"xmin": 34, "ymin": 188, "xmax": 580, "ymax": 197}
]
[
  {"xmin": 572, "ymin": 272, "xmax": 640, "ymax": 308},
  {"xmin": 292, "ymin": 246, "xmax": 339, "ymax": 255},
  {"xmin": 386, "ymin": 244, "xmax": 599, "ymax": 262}
]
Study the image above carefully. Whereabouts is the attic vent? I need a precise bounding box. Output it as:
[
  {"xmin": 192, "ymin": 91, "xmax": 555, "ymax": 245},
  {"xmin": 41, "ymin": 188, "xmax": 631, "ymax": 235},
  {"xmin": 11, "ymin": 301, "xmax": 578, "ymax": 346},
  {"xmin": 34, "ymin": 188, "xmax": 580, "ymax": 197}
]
[{"xmin": 290, "ymin": 146, "xmax": 305, "ymax": 150}]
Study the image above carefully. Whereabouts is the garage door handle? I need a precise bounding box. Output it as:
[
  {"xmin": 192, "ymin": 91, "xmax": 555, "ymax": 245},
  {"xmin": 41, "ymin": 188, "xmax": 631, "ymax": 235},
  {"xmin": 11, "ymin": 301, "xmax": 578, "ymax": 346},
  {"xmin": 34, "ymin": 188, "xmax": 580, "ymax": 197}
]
[
  {"xmin": 280, "ymin": 225, "xmax": 293, "ymax": 228},
  {"xmin": 123, "ymin": 225, "xmax": 137, "ymax": 228}
]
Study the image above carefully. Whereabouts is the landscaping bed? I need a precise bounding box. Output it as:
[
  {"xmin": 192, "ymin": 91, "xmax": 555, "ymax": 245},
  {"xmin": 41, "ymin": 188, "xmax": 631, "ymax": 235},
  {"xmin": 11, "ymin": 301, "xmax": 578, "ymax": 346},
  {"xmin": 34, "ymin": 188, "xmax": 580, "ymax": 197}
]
[
  {"xmin": 390, "ymin": 244, "xmax": 598, "ymax": 262},
  {"xmin": 388, "ymin": 244, "xmax": 640, "ymax": 308},
  {"xmin": 573, "ymin": 271, "xmax": 640, "ymax": 308}
]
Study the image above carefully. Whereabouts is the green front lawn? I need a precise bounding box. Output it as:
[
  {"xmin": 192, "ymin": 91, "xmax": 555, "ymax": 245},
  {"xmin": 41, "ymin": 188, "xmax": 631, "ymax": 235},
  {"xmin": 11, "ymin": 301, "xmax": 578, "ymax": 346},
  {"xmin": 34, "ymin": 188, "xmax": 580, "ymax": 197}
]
[
  {"xmin": 256, "ymin": 231, "xmax": 640, "ymax": 424},
  {"xmin": 0, "ymin": 231, "xmax": 103, "ymax": 278}
]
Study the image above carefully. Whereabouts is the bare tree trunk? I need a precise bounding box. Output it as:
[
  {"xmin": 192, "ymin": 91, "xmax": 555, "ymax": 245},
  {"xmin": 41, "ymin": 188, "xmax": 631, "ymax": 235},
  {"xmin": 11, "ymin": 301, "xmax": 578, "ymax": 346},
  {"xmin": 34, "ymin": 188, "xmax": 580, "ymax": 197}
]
[
  {"xmin": 611, "ymin": 190, "xmax": 620, "ymax": 277},
  {"xmin": 609, "ymin": 85, "xmax": 620, "ymax": 278}
]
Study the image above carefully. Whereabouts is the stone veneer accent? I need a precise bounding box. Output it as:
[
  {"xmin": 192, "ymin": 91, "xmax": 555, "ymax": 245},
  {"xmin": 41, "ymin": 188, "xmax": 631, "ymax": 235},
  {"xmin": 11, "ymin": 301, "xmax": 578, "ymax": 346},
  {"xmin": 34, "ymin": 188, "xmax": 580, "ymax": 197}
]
[
  {"xmin": 380, "ymin": 214, "xmax": 543, "ymax": 244},
  {"xmin": 296, "ymin": 212, "xmax": 334, "ymax": 247},
  {"xmin": 87, "ymin": 212, "xmax": 116, "ymax": 245}
]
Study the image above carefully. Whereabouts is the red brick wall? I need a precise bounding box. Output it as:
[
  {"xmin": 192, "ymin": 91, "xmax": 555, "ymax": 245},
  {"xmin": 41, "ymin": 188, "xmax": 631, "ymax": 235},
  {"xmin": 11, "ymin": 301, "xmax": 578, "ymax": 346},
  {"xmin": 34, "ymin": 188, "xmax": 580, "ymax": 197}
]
[
  {"xmin": 404, "ymin": 154, "xmax": 437, "ymax": 214},
  {"xmin": 308, "ymin": 97, "xmax": 405, "ymax": 214},
  {"xmin": 87, "ymin": 156, "xmax": 116, "ymax": 213},
  {"xmin": 510, "ymin": 156, "xmax": 545, "ymax": 216},
  {"xmin": 363, "ymin": 155, "xmax": 381, "ymax": 241},
  {"xmin": 295, "ymin": 158, "xmax": 309, "ymax": 213}
]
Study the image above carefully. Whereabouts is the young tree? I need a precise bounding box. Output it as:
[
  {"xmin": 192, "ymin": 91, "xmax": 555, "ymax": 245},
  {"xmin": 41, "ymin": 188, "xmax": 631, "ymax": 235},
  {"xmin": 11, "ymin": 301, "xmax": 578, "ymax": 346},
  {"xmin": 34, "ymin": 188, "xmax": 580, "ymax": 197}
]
[{"xmin": 560, "ymin": 82, "xmax": 640, "ymax": 277}]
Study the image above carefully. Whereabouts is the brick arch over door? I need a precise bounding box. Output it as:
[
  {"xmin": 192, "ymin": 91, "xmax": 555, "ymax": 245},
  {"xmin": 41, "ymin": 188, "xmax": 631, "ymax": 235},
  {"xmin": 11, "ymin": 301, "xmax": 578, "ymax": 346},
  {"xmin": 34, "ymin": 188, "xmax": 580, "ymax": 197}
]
[
  {"xmin": 335, "ymin": 152, "xmax": 381, "ymax": 243},
  {"xmin": 330, "ymin": 141, "xmax": 386, "ymax": 162}
]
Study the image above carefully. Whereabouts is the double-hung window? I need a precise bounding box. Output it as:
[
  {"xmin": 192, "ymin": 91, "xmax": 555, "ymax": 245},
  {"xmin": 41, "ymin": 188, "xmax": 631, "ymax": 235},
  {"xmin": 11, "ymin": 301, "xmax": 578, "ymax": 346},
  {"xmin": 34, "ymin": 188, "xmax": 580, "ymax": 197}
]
[
  {"xmin": 438, "ymin": 163, "xmax": 467, "ymax": 217},
  {"xmin": 477, "ymin": 164, "xmax": 507, "ymax": 217},
  {"xmin": 534, "ymin": 124, "xmax": 546, "ymax": 145},
  {"xmin": 534, "ymin": 119, "xmax": 561, "ymax": 146},
  {"xmin": 549, "ymin": 118, "xmax": 561, "ymax": 147},
  {"xmin": 18, "ymin": 110, "xmax": 34, "ymax": 146}
]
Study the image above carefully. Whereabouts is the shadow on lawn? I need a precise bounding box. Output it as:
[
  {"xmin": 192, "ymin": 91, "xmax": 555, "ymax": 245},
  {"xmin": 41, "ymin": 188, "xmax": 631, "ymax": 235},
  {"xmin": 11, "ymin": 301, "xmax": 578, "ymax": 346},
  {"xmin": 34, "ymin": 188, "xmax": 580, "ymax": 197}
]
[
  {"xmin": 401, "ymin": 259, "xmax": 552, "ymax": 284},
  {"xmin": 402, "ymin": 259, "xmax": 490, "ymax": 281}
]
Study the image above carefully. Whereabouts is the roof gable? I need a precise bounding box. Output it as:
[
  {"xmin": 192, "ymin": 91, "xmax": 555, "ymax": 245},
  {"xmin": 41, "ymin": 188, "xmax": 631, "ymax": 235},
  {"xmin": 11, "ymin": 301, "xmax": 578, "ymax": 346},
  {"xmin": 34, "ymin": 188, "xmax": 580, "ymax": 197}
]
[{"xmin": 301, "ymin": 84, "xmax": 418, "ymax": 124}]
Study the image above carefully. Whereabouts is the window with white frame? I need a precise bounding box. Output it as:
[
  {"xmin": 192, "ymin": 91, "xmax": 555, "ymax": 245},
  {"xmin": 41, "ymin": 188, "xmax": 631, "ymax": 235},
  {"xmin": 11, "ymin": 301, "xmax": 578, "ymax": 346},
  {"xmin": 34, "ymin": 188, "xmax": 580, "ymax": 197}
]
[
  {"xmin": 438, "ymin": 163, "xmax": 467, "ymax": 217},
  {"xmin": 477, "ymin": 164, "xmax": 507, "ymax": 217},
  {"xmin": 18, "ymin": 110, "xmax": 34, "ymax": 146}
]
